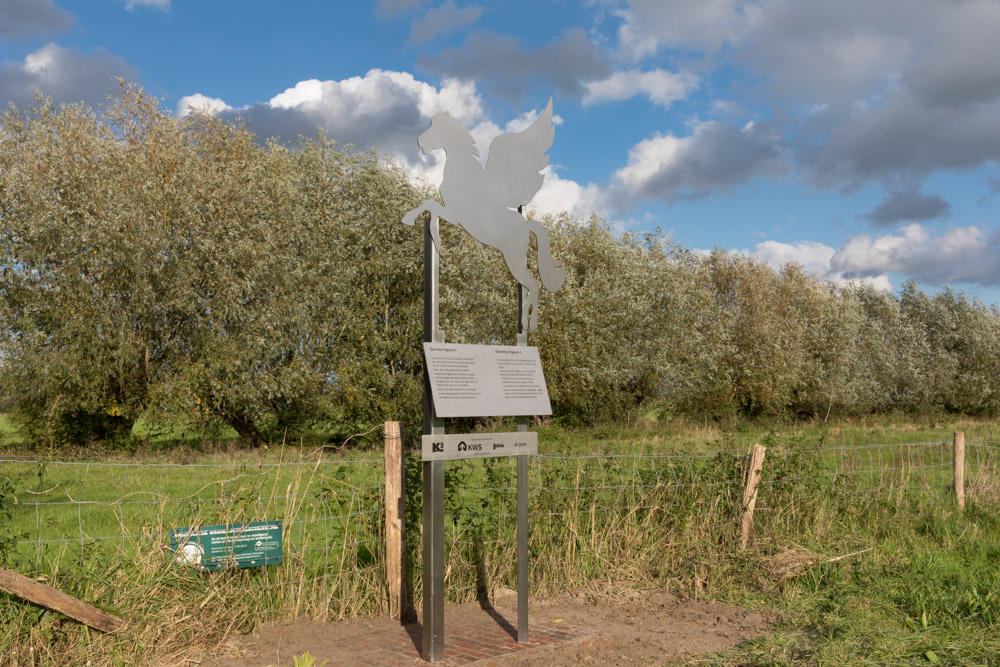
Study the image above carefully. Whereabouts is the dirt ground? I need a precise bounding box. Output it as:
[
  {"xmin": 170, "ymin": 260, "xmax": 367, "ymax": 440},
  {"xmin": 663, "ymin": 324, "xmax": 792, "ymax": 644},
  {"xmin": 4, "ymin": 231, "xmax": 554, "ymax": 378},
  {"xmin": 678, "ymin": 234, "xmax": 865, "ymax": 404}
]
[{"xmin": 209, "ymin": 586, "xmax": 773, "ymax": 666}]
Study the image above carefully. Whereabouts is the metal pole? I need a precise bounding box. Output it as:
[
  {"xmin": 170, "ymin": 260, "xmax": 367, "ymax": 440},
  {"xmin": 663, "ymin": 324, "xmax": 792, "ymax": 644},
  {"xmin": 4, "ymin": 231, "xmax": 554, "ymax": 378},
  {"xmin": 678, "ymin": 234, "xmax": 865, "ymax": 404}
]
[
  {"xmin": 516, "ymin": 277, "xmax": 529, "ymax": 643},
  {"xmin": 422, "ymin": 215, "xmax": 445, "ymax": 662}
]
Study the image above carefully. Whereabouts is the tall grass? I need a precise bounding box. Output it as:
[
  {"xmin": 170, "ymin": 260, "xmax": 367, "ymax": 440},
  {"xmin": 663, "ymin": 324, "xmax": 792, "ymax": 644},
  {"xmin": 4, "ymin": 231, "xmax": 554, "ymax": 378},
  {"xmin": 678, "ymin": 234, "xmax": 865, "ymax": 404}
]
[
  {"xmin": 1, "ymin": 448, "xmax": 385, "ymax": 664},
  {"xmin": 1, "ymin": 429, "xmax": 999, "ymax": 664}
]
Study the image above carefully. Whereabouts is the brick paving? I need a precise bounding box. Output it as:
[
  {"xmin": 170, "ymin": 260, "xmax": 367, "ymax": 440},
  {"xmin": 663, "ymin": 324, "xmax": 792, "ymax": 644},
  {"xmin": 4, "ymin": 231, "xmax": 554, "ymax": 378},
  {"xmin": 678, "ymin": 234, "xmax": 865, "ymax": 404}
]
[{"xmin": 323, "ymin": 617, "xmax": 586, "ymax": 665}]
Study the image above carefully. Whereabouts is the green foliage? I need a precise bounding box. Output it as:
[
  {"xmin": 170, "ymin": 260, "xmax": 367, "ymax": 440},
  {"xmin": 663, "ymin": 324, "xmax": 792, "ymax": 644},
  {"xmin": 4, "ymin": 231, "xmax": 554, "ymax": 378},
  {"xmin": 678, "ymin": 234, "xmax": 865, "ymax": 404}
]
[
  {"xmin": 0, "ymin": 84, "xmax": 424, "ymax": 447},
  {"xmin": 292, "ymin": 653, "xmax": 327, "ymax": 667},
  {"xmin": 0, "ymin": 469, "xmax": 20, "ymax": 566},
  {"xmin": 5, "ymin": 84, "xmax": 1000, "ymax": 447}
]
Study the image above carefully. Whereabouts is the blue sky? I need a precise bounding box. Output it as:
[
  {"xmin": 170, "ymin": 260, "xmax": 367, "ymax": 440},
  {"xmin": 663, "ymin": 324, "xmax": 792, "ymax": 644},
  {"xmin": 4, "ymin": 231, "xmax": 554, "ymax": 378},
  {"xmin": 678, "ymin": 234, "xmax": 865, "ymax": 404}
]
[{"xmin": 3, "ymin": 0, "xmax": 1000, "ymax": 302}]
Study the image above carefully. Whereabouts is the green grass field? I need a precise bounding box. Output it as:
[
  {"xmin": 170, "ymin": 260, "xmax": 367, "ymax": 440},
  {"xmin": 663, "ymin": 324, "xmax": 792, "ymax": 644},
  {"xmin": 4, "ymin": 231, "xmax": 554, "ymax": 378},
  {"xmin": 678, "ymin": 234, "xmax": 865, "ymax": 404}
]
[
  {"xmin": 0, "ymin": 413, "xmax": 21, "ymax": 445},
  {"xmin": 2, "ymin": 418, "xmax": 999, "ymax": 665}
]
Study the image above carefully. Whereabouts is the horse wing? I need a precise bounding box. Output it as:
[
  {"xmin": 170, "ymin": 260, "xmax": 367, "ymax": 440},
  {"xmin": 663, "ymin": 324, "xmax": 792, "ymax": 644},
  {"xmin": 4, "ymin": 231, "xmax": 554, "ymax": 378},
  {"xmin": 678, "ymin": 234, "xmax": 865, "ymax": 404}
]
[{"xmin": 483, "ymin": 98, "xmax": 554, "ymax": 208}]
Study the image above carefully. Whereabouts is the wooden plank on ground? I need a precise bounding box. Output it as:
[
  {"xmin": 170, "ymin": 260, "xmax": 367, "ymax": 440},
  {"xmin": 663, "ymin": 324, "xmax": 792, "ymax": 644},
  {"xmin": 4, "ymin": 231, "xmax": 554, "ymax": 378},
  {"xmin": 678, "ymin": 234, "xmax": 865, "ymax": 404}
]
[{"xmin": 0, "ymin": 567, "xmax": 124, "ymax": 633}]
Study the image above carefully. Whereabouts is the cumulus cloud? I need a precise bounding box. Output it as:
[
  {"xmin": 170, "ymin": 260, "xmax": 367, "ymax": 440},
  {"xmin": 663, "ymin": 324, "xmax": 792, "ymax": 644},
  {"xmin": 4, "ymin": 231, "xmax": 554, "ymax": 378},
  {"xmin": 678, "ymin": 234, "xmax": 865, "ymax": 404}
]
[
  {"xmin": 613, "ymin": 0, "xmax": 1000, "ymax": 191},
  {"xmin": 410, "ymin": 1, "xmax": 482, "ymax": 44},
  {"xmin": 698, "ymin": 239, "xmax": 891, "ymax": 290},
  {"xmin": 746, "ymin": 224, "xmax": 1000, "ymax": 291},
  {"xmin": 617, "ymin": 0, "xmax": 921, "ymax": 102},
  {"xmin": 176, "ymin": 93, "xmax": 232, "ymax": 117},
  {"xmin": 831, "ymin": 223, "xmax": 1000, "ymax": 286},
  {"xmin": 527, "ymin": 167, "xmax": 610, "ymax": 222},
  {"xmin": 737, "ymin": 1, "xmax": 915, "ymax": 103},
  {"xmin": 179, "ymin": 74, "xmax": 602, "ymax": 221},
  {"xmin": 0, "ymin": 0, "xmax": 74, "ymax": 39},
  {"xmin": 0, "ymin": 44, "xmax": 138, "ymax": 110},
  {"xmin": 583, "ymin": 68, "xmax": 699, "ymax": 108},
  {"xmin": 418, "ymin": 28, "xmax": 610, "ymax": 101},
  {"xmin": 616, "ymin": 0, "xmax": 743, "ymax": 59},
  {"xmin": 864, "ymin": 189, "xmax": 951, "ymax": 227},
  {"xmin": 195, "ymin": 70, "xmax": 484, "ymax": 184},
  {"xmin": 803, "ymin": 92, "xmax": 1000, "ymax": 189},
  {"xmin": 614, "ymin": 120, "xmax": 788, "ymax": 202},
  {"xmin": 754, "ymin": 240, "xmax": 836, "ymax": 278}
]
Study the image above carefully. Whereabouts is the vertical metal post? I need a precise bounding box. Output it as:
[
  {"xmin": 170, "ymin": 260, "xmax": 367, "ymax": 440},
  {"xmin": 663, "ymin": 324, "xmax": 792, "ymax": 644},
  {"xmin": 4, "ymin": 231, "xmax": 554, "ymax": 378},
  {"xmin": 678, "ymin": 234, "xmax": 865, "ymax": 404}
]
[
  {"xmin": 422, "ymin": 216, "xmax": 445, "ymax": 662},
  {"xmin": 516, "ymin": 283, "xmax": 529, "ymax": 643}
]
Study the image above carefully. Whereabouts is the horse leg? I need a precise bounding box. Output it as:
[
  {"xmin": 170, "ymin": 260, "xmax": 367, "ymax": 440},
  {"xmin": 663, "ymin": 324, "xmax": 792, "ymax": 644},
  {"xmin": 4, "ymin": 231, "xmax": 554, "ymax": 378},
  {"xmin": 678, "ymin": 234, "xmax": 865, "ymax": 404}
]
[
  {"xmin": 526, "ymin": 219, "xmax": 566, "ymax": 292},
  {"xmin": 402, "ymin": 199, "xmax": 442, "ymax": 226},
  {"xmin": 500, "ymin": 241, "xmax": 539, "ymax": 332},
  {"xmin": 402, "ymin": 200, "xmax": 444, "ymax": 251}
]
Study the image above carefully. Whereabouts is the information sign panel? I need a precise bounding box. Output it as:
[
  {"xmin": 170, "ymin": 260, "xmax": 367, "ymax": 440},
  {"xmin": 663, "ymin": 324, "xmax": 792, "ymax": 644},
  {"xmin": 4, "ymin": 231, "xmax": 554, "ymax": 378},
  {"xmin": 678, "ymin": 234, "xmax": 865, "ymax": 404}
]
[
  {"xmin": 169, "ymin": 520, "xmax": 282, "ymax": 572},
  {"xmin": 423, "ymin": 343, "xmax": 552, "ymax": 417},
  {"xmin": 421, "ymin": 432, "xmax": 538, "ymax": 461}
]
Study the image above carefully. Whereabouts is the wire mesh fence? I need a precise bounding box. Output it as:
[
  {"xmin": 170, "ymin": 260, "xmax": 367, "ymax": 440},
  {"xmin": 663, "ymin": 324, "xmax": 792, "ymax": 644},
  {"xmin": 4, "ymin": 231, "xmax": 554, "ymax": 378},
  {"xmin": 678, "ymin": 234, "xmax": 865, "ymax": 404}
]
[
  {"xmin": 3, "ymin": 452, "xmax": 385, "ymax": 620},
  {"xmin": 3, "ymin": 436, "xmax": 997, "ymax": 623}
]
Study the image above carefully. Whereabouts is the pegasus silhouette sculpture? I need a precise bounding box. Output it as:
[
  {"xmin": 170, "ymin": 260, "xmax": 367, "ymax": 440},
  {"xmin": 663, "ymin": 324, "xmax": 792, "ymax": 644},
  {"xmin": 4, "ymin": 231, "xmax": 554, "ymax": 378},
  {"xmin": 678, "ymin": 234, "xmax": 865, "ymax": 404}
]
[{"xmin": 402, "ymin": 99, "xmax": 566, "ymax": 331}]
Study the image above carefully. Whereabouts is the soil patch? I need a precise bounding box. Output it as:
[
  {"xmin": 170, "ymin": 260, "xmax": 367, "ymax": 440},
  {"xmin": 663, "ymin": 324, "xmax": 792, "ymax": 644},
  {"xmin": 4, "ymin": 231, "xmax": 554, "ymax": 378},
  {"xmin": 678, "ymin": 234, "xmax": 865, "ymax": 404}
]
[{"xmin": 209, "ymin": 586, "xmax": 772, "ymax": 666}]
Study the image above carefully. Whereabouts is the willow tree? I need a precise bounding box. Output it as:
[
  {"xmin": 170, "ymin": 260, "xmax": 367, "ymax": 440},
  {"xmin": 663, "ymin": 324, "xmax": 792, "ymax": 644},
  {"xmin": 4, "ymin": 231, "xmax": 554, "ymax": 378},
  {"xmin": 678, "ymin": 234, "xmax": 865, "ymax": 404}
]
[{"xmin": 0, "ymin": 83, "xmax": 423, "ymax": 446}]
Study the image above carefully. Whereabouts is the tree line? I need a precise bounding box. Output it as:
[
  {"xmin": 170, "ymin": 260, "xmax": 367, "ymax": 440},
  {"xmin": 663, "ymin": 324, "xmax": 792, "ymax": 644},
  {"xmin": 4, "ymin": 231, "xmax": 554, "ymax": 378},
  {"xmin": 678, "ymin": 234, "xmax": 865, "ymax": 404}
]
[{"xmin": 3, "ymin": 85, "xmax": 1000, "ymax": 447}]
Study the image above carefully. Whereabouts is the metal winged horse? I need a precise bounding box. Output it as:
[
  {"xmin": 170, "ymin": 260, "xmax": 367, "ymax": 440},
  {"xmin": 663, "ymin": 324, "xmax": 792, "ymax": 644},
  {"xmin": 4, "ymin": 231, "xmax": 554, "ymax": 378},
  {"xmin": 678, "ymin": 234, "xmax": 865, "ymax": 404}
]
[{"xmin": 402, "ymin": 99, "xmax": 566, "ymax": 331}]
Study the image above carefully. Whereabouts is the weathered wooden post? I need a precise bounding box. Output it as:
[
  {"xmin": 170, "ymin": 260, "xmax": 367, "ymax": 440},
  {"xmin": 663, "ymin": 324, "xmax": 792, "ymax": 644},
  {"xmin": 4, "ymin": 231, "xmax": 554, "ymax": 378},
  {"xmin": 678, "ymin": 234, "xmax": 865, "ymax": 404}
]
[
  {"xmin": 0, "ymin": 567, "xmax": 124, "ymax": 633},
  {"xmin": 740, "ymin": 444, "xmax": 766, "ymax": 550},
  {"xmin": 953, "ymin": 431, "xmax": 966, "ymax": 511},
  {"xmin": 384, "ymin": 420, "xmax": 406, "ymax": 620}
]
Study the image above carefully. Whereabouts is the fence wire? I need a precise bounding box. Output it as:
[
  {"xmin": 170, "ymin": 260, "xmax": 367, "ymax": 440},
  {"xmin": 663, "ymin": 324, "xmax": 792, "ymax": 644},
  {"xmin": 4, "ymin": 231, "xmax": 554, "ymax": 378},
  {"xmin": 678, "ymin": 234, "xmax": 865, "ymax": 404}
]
[{"xmin": 2, "ymin": 438, "xmax": 996, "ymax": 621}]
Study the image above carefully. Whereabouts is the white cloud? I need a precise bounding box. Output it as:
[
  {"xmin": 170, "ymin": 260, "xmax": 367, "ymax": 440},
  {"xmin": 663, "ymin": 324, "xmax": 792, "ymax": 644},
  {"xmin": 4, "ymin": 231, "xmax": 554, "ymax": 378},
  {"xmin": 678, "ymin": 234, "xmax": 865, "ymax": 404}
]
[
  {"xmin": 176, "ymin": 93, "xmax": 231, "ymax": 117},
  {"xmin": 612, "ymin": 0, "xmax": 1000, "ymax": 192},
  {"xmin": 738, "ymin": 224, "xmax": 1000, "ymax": 291},
  {"xmin": 615, "ymin": 120, "xmax": 787, "ymax": 202},
  {"xmin": 754, "ymin": 240, "xmax": 836, "ymax": 278},
  {"xmin": 831, "ymin": 223, "xmax": 1000, "ymax": 286},
  {"xmin": 745, "ymin": 239, "xmax": 891, "ymax": 291},
  {"xmin": 583, "ymin": 68, "xmax": 699, "ymax": 108},
  {"xmin": 179, "ymin": 75, "xmax": 602, "ymax": 224},
  {"xmin": 196, "ymin": 70, "xmax": 484, "ymax": 183},
  {"xmin": 267, "ymin": 80, "xmax": 324, "ymax": 109},
  {"xmin": 527, "ymin": 167, "xmax": 610, "ymax": 222},
  {"xmin": 737, "ymin": 0, "xmax": 915, "ymax": 102},
  {"xmin": 617, "ymin": 0, "xmax": 743, "ymax": 59},
  {"xmin": 0, "ymin": 43, "xmax": 138, "ymax": 110}
]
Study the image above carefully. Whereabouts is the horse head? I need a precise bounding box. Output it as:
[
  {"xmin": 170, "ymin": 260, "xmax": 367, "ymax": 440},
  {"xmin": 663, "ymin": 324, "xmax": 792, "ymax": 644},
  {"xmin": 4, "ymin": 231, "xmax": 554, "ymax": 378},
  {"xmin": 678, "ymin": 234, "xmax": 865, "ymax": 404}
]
[{"xmin": 418, "ymin": 112, "xmax": 480, "ymax": 158}]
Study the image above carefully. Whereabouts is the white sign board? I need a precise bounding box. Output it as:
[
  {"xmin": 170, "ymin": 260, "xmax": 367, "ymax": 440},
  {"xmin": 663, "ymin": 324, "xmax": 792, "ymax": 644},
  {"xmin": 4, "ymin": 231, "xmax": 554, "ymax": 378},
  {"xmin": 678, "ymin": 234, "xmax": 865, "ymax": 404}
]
[
  {"xmin": 422, "ymin": 432, "xmax": 538, "ymax": 461},
  {"xmin": 423, "ymin": 343, "xmax": 552, "ymax": 417}
]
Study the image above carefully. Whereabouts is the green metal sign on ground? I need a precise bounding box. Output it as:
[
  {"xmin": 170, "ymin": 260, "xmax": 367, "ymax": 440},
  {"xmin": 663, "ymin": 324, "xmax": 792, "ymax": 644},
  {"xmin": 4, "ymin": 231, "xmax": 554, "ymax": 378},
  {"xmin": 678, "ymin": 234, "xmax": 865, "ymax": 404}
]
[{"xmin": 169, "ymin": 521, "xmax": 282, "ymax": 571}]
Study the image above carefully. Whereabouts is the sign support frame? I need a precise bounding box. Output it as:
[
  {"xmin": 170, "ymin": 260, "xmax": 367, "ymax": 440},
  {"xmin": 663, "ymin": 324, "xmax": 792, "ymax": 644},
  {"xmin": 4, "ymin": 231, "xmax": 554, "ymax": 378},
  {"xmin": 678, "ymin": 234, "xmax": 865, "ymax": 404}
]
[
  {"xmin": 420, "ymin": 215, "xmax": 533, "ymax": 662},
  {"xmin": 516, "ymin": 285, "xmax": 529, "ymax": 643},
  {"xmin": 422, "ymin": 215, "xmax": 446, "ymax": 662}
]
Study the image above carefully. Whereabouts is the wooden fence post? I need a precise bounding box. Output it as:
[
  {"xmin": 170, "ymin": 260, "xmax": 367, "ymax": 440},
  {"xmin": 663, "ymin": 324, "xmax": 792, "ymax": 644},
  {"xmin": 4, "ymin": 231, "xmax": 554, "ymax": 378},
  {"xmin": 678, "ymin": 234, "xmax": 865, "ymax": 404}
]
[
  {"xmin": 384, "ymin": 421, "xmax": 406, "ymax": 620},
  {"xmin": 954, "ymin": 431, "xmax": 966, "ymax": 511},
  {"xmin": 740, "ymin": 444, "xmax": 767, "ymax": 550}
]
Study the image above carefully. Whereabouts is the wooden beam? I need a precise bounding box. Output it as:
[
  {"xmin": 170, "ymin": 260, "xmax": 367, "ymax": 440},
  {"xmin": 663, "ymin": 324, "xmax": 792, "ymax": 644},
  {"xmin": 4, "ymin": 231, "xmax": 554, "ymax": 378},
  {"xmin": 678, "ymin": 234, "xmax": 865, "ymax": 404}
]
[
  {"xmin": 739, "ymin": 444, "xmax": 767, "ymax": 550},
  {"xmin": 0, "ymin": 567, "xmax": 124, "ymax": 633},
  {"xmin": 954, "ymin": 431, "xmax": 966, "ymax": 511},
  {"xmin": 384, "ymin": 420, "xmax": 406, "ymax": 621}
]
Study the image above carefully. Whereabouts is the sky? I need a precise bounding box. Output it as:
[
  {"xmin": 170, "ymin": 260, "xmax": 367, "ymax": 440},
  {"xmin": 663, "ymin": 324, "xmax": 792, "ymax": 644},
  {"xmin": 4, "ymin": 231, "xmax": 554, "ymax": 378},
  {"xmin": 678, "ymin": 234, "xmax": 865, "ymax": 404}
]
[{"xmin": 2, "ymin": 0, "xmax": 1000, "ymax": 303}]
